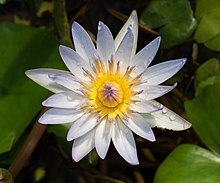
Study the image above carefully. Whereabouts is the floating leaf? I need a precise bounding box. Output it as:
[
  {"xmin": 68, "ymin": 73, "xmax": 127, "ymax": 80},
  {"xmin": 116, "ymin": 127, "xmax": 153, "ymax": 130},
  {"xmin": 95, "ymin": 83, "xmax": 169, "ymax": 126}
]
[
  {"xmin": 194, "ymin": 0, "xmax": 220, "ymax": 51},
  {"xmin": 185, "ymin": 84, "xmax": 220, "ymax": 155},
  {"xmin": 140, "ymin": 0, "xmax": 196, "ymax": 49},
  {"xmin": 194, "ymin": 58, "xmax": 220, "ymax": 95},
  {"xmin": 0, "ymin": 23, "xmax": 64, "ymax": 154},
  {"xmin": 0, "ymin": 0, "xmax": 7, "ymax": 4},
  {"xmin": 154, "ymin": 144, "xmax": 220, "ymax": 183}
]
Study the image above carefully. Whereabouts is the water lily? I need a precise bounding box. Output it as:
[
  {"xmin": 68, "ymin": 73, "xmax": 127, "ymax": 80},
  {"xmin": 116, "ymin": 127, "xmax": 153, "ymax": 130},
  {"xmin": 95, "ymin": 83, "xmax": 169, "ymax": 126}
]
[{"xmin": 25, "ymin": 10, "xmax": 191, "ymax": 165}]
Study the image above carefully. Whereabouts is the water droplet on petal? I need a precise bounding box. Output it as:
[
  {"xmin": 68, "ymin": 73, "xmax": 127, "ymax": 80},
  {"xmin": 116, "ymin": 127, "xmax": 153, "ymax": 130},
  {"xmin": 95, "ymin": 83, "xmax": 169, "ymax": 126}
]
[
  {"xmin": 98, "ymin": 22, "xmax": 102, "ymax": 30},
  {"xmin": 169, "ymin": 115, "xmax": 176, "ymax": 121},
  {"xmin": 127, "ymin": 134, "xmax": 132, "ymax": 141},
  {"xmin": 162, "ymin": 108, "xmax": 168, "ymax": 114},
  {"xmin": 67, "ymin": 96, "xmax": 73, "ymax": 101},
  {"xmin": 124, "ymin": 128, "xmax": 129, "ymax": 134},
  {"xmin": 48, "ymin": 74, "xmax": 56, "ymax": 79},
  {"xmin": 153, "ymin": 101, "xmax": 160, "ymax": 107},
  {"xmin": 128, "ymin": 24, "xmax": 133, "ymax": 31},
  {"xmin": 77, "ymin": 63, "xmax": 80, "ymax": 66}
]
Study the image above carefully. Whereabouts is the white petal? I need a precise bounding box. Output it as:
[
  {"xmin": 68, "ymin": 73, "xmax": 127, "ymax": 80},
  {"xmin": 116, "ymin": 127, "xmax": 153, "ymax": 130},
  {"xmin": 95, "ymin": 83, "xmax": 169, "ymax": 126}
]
[
  {"xmin": 115, "ymin": 28, "xmax": 134, "ymax": 74},
  {"xmin": 129, "ymin": 100, "xmax": 163, "ymax": 113},
  {"xmin": 115, "ymin": 10, "xmax": 138, "ymax": 59},
  {"xmin": 72, "ymin": 129, "xmax": 95, "ymax": 162},
  {"xmin": 133, "ymin": 83, "xmax": 177, "ymax": 101},
  {"xmin": 130, "ymin": 37, "xmax": 161, "ymax": 77},
  {"xmin": 112, "ymin": 118, "xmax": 139, "ymax": 165},
  {"xmin": 48, "ymin": 73, "xmax": 82, "ymax": 93},
  {"xmin": 71, "ymin": 22, "xmax": 98, "ymax": 64},
  {"xmin": 25, "ymin": 69, "xmax": 70, "ymax": 93},
  {"xmin": 97, "ymin": 21, "xmax": 115, "ymax": 67},
  {"xmin": 42, "ymin": 91, "xmax": 86, "ymax": 108},
  {"xmin": 141, "ymin": 58, "xmax": 186, "ymax": 85},
  {"xmin": 124, "ymin": 113, "xmax": 155, "ymax": 142},
  {"xmin": 59, "ymin": 45, "xmax": 91, "ymax": 81},
  {"xmin": 67, "ymin": 113, "xmax": 98, "ymax": 141},
  {"xmin": 39, "ymin": 108, "xmax": 83, "ymax": 124},
  {"xmin": 95, "ymin": 118, "xmax": 112, "ymax": 159},
  {"xmin": 142, "ymin": 103, "xmax": 192, "ymax": 131}
]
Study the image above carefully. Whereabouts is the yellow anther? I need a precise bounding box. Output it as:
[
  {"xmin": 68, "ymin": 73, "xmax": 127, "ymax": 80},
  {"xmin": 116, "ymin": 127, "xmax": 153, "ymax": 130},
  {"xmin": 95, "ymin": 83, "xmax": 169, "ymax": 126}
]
[{"xmin": 98, "ymin": 82, "xmax": 123, "ymax": 108}]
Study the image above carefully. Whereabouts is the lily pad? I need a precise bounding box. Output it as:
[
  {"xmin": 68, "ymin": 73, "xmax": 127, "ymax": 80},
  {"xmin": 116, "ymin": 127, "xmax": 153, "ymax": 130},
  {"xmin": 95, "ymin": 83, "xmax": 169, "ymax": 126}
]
[
  {"xmin": 194, "ymin": 0, "xmax": 220, "ymax": 51},
  {"xmin": 140, "ymin": 0, "xmax": 196, "ymax": 49},
  {"xmin": 0, "ymin": 23, "xmax": 64, "ymax": 154},
  {"xmin": 194, "ymin": 58, "xmax": 220, "ymax": 96},
  {"xmin": 154, "ymin": 144, "xmax": 220, "ymax": 183},
  {"xmin": 185, "ymin": 84, "xmax": 220, "ymax": 155}
]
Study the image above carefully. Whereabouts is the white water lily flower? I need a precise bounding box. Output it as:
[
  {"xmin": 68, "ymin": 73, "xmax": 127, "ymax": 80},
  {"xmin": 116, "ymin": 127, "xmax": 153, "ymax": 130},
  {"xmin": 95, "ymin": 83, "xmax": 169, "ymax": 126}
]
[{"xmin": 26, "ymin": 10, "xmax": 191, "ymax": 165}]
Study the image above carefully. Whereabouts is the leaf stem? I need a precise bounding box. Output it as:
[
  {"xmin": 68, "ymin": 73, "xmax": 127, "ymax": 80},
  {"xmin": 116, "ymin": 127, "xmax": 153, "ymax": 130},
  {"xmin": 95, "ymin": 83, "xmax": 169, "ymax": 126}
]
[
  {"xmin": 8, "ymin": 108, "xmax": 48, "ymax": 178},
  {"xmin": 53, "ymin": 0, "xmax": 72, "ymax": 47}
]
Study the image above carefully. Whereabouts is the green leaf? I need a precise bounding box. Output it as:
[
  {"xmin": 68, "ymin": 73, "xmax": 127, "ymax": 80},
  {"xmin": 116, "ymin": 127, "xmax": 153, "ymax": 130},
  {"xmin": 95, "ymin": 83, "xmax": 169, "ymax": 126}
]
[
  {"xmin": 0, "ymin": 0, "xmax": 6, "ymax": 4},
  {"xmin": 195, "ymin": 0, "xmax": 220, "ymax": 18},
  {"xmin": 194, "ymin": 58, "xmax": 220, "ymax": 86},
  {"xmin": 0, "ymin": 23, "xmax": 64, "ymax": 154},
  {"xmin": 140, "ymin": 0, "xmax": 197, "ymax": 49},
  {"xmin": 185, "ymin": 84, "xmax": 220, "ymax": 155},
  {"xmin": 194, "ymin": 58, "xmax": 220, "ymax": 95},
  {"xmin": 194, "ymin": 0, "xmax": 220, "ymax": 51},
  {"xmin": 154, "ymin": 144, "xmax": 220, "ymax": 183},
  {"xmin": 205, "ymin": 33, "xmax": 220, "ymax": 51},
  {"xmin": 196, "ymin": 76, "xmax": 220, "ymax": 96}
]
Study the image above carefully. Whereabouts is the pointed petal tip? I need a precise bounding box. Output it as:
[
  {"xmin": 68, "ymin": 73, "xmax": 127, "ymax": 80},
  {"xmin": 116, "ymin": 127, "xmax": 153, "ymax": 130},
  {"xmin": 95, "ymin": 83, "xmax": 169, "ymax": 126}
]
[
  {"xmin": 72, "ymin": 155, "xmax": 80, "ymax": 162},
  {"xmin": 182, "ymin": 58, "xmax": 187, "ymax": 64},
  {"xmin": 149, "ymin": 135, "xmax": 156, "ymax": 142},
  {"xmin": 59, "ymin": 45, "xmax": 65, "ymax": 51},
  {"xmin": 98, "ymin": 154, "xmax": 105, "ymax": 160},
  {"xmin": 184, "ymin": 121, "xmax": 192, "ymax": 129},
  {"xmin": 67, "ymin": 135, "xmax": 73, "ymax": 142},
  {"xmin": 67, "ymin": 130, "xmax": 74, "ymax": 141},
  {"xmin": 25, "ymin": 70, "xmax": 31, "ymax": 77},
  {"xmin": 41, "ymin": 100, "xmax": 47, "ymax": 106},
  {"xmin": 156, "ymin": 36, "xmax": 161, "ymax": 43},
  {"xmin": 130, "ymin": 160, "xmax": 139, "ymax": 165},
  {"xmin": 98, "ymin": 21, "xmax": 104, "ymax": 26},
  {"xmin": 25, "ymin": 69, "xmax": 39, "ymax": 77},
  {"xmin": 38, "ymin": 115, "xmax": 46, "ymax": 124},
  {"xmin": 71, "ymin": 21, "xmax": 81, "ymax": 32},
  {"xmin": 131, "ymin": 10, "xmax": 137, "ymax": 17},
  {"xmin": 130, "ymin": 10, "xmax": 138, "ymax": 25},
  {"xmin": 72, "ymin": 21, "xmax": 78, "ymax": 27}
]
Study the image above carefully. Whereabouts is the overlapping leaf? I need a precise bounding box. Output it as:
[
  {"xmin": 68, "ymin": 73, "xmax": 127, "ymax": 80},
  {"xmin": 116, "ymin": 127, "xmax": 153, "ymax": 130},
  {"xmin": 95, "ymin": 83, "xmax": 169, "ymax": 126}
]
[
  {"xmin": 140, "ymin": 0, "xmax": 196, "ymax": 48},
  {"xmin": 194, "ymin": 0, "xmax": 220, "ymax": 51},
  {"xmin": 0, "ymin": 23, "xmax": 64, "ymax": 154},
  {"xmin": 154, "ymin": 144, "xmax": 220, "ymax": 183}
]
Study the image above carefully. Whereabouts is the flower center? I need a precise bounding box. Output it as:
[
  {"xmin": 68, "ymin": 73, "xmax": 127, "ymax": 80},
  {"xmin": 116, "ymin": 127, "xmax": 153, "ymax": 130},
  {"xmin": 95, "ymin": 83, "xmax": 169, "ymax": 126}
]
[
  {"xmin": 80, "ymin": 58, "xmax": 142, "ymax": 122},
  {"xmin": 98, "ymin": 81, "xmax": 123, "ymax": 108}
]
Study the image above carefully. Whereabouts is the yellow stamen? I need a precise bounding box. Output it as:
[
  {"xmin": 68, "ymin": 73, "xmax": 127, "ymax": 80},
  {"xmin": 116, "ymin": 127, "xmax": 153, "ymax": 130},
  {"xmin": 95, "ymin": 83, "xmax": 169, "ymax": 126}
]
[
  {"xmin": 81, "ymin": 58, "xmax": 140, "ymax": 121},
  {"xmin": 98, "ymin": 82, "xmax": 123, "ymax": 108}
]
